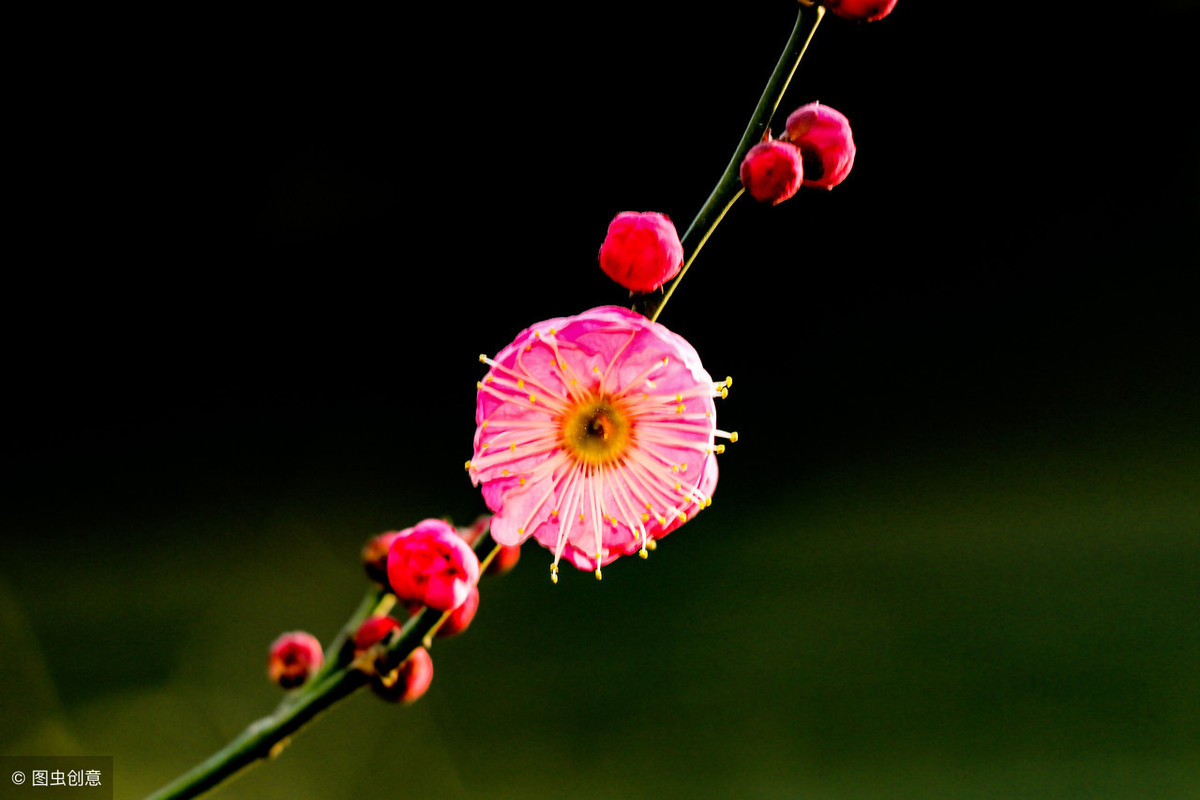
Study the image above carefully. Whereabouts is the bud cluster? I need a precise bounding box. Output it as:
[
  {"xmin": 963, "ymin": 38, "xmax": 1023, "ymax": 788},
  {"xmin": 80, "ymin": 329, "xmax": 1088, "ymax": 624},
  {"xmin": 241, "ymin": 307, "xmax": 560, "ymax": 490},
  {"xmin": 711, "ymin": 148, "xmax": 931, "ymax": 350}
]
[
  {"xmin": 595, "ymin": 4, "xmax": 896, "ymax": 291},
  {"xmin": 735, "ymin": 1, "xmax": 897, "ymax": 204},
  {"xmin": 269, "ymin": 515, "xmax": 513, "ymax": 705},
  {"xmin": 740, "ymin": 102, "xmax": 857, "ymax": 205}
]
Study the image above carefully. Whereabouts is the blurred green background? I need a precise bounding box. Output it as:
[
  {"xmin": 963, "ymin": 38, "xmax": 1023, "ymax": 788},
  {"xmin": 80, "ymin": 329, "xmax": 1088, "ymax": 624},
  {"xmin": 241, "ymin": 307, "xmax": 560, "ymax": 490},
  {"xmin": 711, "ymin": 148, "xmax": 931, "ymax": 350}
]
[{"xmin": 3, "ymin": 2, "xmax": 1198, "ymax": 798}]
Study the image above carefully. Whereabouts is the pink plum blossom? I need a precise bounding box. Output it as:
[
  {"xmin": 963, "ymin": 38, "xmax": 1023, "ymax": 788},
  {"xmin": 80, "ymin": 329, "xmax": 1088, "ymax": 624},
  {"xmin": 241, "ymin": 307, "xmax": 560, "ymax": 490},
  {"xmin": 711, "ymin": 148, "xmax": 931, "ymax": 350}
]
[
  {"xmin": 598, "ymin": 212, "xmax": 684, "ymax": 293},
  {"xmin": 386, "ymin": 519, "xmax": 481, "ymax": 611},
  {"xmin": 823, "ymin": 0, "xmax": 898, "ymax": 22},
  {"xmin": 739, "ymin": 139, "xmax": 805, "ymax": 204},
  {"xmin": 783, "ymin": 102, "xmax": 856, "ymax": 190},
  {"xmin": 467, "ymin": 306, "xmax": 734, "ymax": 581}
]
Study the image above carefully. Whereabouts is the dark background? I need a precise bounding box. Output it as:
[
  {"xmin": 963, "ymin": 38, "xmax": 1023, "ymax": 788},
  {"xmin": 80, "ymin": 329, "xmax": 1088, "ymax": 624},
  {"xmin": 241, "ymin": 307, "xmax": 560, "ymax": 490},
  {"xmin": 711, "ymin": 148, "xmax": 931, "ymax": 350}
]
[{"xmin": 3, "ymin": 3, "xmax": 1198, "ymax": 798}]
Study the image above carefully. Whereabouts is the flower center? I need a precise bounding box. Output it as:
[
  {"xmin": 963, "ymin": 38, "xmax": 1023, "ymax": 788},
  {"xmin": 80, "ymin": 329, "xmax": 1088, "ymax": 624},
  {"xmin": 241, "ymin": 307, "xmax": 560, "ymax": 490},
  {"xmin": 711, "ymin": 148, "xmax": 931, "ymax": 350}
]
[{"xmin": 560, "ymin": 397, "xmax": 630, "ymax": 466}]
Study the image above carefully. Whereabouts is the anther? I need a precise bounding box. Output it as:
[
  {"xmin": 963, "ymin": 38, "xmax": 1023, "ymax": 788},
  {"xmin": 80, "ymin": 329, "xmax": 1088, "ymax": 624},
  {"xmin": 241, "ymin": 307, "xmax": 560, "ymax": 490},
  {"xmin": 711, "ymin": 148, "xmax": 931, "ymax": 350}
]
[
  {"xmin": 730, "ymin": 432, "xmax": 739, "ymax": 443},
  {"xmin": 550, "ymin": 564, "xmax": 559, "ymax": 584}
]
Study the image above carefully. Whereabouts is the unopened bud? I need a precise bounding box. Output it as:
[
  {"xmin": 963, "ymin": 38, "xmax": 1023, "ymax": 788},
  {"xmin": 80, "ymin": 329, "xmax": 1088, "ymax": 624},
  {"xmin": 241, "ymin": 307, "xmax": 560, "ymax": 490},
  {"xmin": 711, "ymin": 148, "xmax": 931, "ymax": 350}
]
[
  {"xmin": 374, "ymin": 646, "xmax": 434, "ymax": 704},
  {"xmin": 267, "ymin": 631, "xmax": 323, "ymax": 689},
  {"xmin": 387, "ymin": 519, "xmax": 481, "ymax": 612},
  {"xmin": 783, "ymin": 102, "xmax": 856, "ymax": 190},
  {"xmin": 823, "ymin": 0, "xmax": 898, "ymax": 23},
  {"xmin": 434, "ymin": 583, "xmax": 479, "ymax": 638},
  {"xmin": 353, "ymin": 615, "xmax": 402, "ymax": 653},
  {"xmin": 485, "ymin": 543, "xmax": 522, "ymax": 577},
  {"xmin": 739, "ymin": 140, "xmax": 804, "ymax": 205},
  {"xmin": 598, "ymin": 211, "xmax": 684, "ymax": 293},
  {"xmin": 362, "ymin": 531, "xmax": 403, "ymax": 584}
]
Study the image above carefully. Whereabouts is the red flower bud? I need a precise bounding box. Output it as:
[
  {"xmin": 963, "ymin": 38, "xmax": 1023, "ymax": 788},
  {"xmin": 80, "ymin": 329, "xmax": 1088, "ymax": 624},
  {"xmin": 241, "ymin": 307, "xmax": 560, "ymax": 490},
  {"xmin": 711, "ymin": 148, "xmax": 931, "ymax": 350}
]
[
  {"xmin": 267, "ymin": 631, "xmax": 324, "ymax": 689},
  {"xmin": 353, "ymin": 615, "xmax": 402, "ymax": 652},
  {"xmin": 387, "ymin": 518, "xmax": 481, "ymax": 612},
  {"xmin": 362, "ymin": 531, "xmax": 403, "ymax": 585},
  {"xmin": 823, "ymin": 0, "xmax": 898, "ymax": 23},
  {"xmin": 485, "ymin": 542, "xmax": 521, "ymax": 576},
  {"xmin": 434, "ymin": 583, "xmax": 479, "ymax": 638},
  {"xmin": 783, "ymin": 102, "xmax": 856, "ymax": 190},
  {"xmin": 739, "ymin": 140, "xmax": 804, "ymax": 205},
  {"xmin": 375, "ymin": 646, "xmax": 434, "ymax": 704},
  {"xmin": 598, "ymin": 211, "xmax": 684, "ymax": 293}
]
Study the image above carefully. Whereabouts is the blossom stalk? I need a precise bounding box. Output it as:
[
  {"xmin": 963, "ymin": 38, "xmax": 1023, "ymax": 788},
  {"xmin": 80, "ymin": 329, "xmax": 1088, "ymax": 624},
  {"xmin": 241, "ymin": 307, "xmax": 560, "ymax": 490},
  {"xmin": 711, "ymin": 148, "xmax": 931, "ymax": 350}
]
[
  {"xmin": 141, "ymin": 534, "xmax": 500, "ymax": 800},
  {"xmin": 641, "ymin": 3, "xmax": 825, "ymax": 323}
]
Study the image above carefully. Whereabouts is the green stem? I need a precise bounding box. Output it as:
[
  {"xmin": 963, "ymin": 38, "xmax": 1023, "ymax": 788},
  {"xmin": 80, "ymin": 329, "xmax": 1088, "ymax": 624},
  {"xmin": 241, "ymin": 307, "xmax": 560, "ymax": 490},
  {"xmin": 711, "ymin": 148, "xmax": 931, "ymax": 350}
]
[
  {"xmin": 643, "ymin": 3, "xmax": 825, "ymax": 323},
  {"xmin": 143, "ymin": 532, "xmax": 498, "ymax": 800},
  {"xmin": 142, "ymin": 666, "xmax": 368, "ymax": 800}
]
